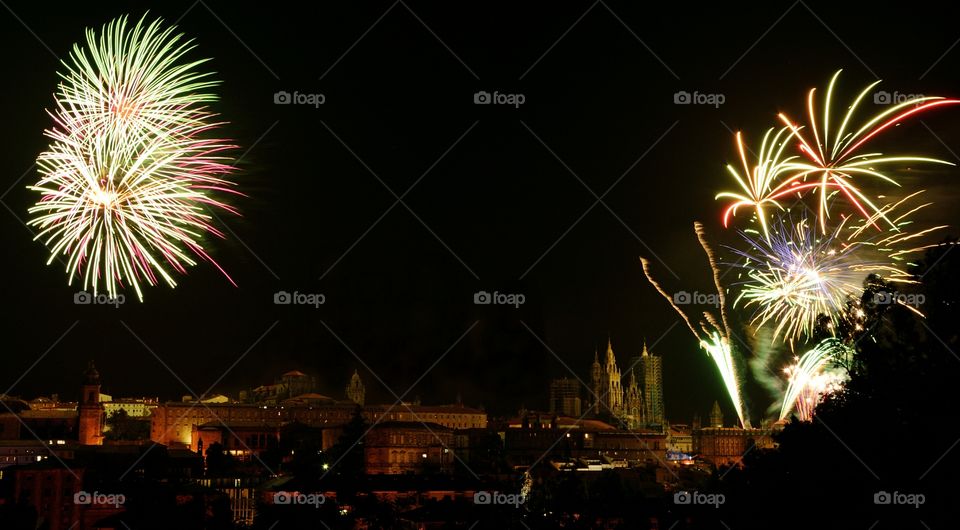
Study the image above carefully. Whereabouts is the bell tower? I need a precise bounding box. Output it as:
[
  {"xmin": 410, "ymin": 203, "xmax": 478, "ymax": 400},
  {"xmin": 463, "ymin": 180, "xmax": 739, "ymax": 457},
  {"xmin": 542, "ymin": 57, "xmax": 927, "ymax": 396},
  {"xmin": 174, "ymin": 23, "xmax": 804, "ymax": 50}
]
[{"xmin": 78, "ymin": 361, "xmax": 104, "ymax": 445}]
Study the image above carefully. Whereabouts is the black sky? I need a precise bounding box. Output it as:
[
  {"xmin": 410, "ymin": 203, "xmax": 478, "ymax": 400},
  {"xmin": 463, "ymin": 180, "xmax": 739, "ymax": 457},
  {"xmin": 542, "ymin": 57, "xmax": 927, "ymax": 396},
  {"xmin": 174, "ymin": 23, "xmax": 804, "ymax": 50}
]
[{"xmin": 3, "ymin": 1, "xmax": 960, "ymax": 423}]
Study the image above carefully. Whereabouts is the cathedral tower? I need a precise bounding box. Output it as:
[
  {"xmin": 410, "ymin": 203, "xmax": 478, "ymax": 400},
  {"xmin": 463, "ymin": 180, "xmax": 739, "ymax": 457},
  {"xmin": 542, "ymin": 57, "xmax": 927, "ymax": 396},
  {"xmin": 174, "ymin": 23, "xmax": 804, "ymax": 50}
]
[
  {"xmin": 604, "ymin": 338, "xmax": 623, "ymax": 416},
  {"xmin": 590, "ymin": 339, "xmax": 624, "ymax": 418}
]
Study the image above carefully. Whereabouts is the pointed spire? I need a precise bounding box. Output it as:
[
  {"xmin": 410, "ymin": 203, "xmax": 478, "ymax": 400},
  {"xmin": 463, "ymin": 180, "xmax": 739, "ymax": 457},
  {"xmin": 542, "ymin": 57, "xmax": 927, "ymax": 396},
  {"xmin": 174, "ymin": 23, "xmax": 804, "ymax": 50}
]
[
  {"xmin": 642, "ymin": 340, "xmax": 649, "ymax": 357},
  {"xmin": 710, "ymin": 400, "xmax": 724, "ymax": 428}
]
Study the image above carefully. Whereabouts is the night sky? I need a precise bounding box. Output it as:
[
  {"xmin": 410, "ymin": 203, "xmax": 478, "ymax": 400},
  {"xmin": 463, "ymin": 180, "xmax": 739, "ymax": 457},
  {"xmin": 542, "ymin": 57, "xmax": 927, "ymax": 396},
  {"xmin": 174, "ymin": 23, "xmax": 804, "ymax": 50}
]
[{"xmin": 3, "ymin": 1, "xmax": 960, "ymax": 422}]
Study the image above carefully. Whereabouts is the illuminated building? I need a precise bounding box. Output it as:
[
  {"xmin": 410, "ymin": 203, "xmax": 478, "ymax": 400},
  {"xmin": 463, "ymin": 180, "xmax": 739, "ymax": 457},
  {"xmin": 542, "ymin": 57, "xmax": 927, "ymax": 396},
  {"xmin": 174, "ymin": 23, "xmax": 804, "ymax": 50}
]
[
  {"xmin": 666, "ymin": 423, "xmax": 693, "ymax": 453},
  {"xmin": 624, "ymin": 371, "xmax": 643, "ymax": 429},
  {"xmin": 504, "ymin": 412, "xmax": 666, "ymax": 468},
  {"xmin": 194, "ymin": 421, "xmax": 279, "ymax": 461},
  {"xmin": 588, "ymin": 338, "xmax": 666, "ymax": 430},
  {"xmin": 78, "ymin": 361, "xmax": 104, "ymax": 445},
  {"xmin": 102, "ymin": 396, "xmax": 159, "ymax": 418},
  {"xmin": 364, "ymin": 421, "xmax": 455, "ymax": 475},
  {"xmin": 639, "ymin": 344, "xmax": 665, "ymax": 429},
  {"xmin": 151, "ymin": 402, "xmax": 486, "ymax": 450},
  {"xmin": 364, "ymin": 403, "xmax": 487, "ymax": 430},
  {"xmin": 13, "ymin": 464, "xmax": 86, "ymax": 530},
  {"xmin": 0, "ymin": 440, "xmax": 62, "ymax": 468},
  {"xmin": 548, "ymin": 377, "xmax": 582, "ymax": 417},
  {"xmin": 243, "ymin": 370, "xmax": 320, "ymax": 404}
]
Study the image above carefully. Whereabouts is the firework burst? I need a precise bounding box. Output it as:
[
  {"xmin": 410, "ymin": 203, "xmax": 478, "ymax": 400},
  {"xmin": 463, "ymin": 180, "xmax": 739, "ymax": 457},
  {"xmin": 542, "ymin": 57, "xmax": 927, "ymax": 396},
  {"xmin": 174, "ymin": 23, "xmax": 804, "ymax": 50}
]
[
  {"xmin": 779, "ymin": 338, "xmax": 849, "ymax": 421},
  {"xmin": 27, "ymin": 15, "xmax": 238, "ymax": 301},
  {"xmin": 727, "ymin": 198, "xmax": 939, "ymax": 345},
  {"xmin": 718, "ymin": 70, "xmax": 958, "ymax": 238}
]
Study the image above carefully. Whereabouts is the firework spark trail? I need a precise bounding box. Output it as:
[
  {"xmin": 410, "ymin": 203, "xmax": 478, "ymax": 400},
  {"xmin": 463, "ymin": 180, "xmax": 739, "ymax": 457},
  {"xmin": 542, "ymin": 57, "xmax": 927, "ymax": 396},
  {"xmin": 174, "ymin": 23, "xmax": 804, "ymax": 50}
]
[
  {"xmin": 641, "ymin": 223, "xmax": 748, "ymax": 428},
  {"xmin": 715, "ymin": 126, "xmax": 798, "ymax": 238},
  {"xmin": 778, "ymin": 70, "xmax": 958, "ymax": 232},
  {"xmin": 27, "ymin": 15, "xmax": 238, "ymax": 301}
]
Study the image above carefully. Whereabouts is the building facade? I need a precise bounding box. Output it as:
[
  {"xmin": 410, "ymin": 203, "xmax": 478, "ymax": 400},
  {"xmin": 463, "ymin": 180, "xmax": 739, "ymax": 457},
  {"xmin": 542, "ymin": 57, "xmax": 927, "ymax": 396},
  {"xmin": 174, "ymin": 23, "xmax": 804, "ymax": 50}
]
[
  {"xmin": 151, "ymin": 401, "xmax": 486, "ymax": 450},
  {"xmin": 364, "ymin": 421, "xmax": 455, "ymax": 475},
  {"xmin": 692, "ymin": 402, "xmax": 776, "ymax": 466}
]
